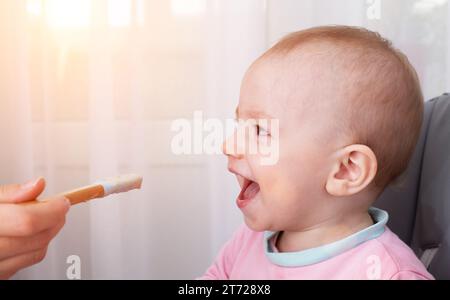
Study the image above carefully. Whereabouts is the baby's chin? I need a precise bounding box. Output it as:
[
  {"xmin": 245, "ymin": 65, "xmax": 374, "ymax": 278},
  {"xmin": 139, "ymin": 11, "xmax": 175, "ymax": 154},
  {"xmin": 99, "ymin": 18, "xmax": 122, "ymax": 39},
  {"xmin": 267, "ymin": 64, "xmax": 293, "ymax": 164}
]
[
  {"xmin": 242, "ymin": 212, "xmax": 277, "ymax": 232},
  {"xmin": 243, "ymin": 217, "xmax": 267, "ymax": 232}
]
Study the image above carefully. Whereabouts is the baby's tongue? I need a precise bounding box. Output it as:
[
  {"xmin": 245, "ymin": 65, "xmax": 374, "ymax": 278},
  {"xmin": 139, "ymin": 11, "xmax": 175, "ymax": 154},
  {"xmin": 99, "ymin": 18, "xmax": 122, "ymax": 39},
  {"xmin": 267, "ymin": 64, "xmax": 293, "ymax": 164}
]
[{"xmin": 243, "ymin": 182, "xmax": 260, "ymax": 199}]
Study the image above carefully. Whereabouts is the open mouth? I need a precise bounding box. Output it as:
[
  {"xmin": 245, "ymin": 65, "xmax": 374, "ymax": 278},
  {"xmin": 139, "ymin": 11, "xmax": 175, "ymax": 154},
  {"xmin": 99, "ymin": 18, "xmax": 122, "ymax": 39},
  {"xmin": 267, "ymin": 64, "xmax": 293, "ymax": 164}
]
[{"xmin": 237, "ymin": 177, "xmax": 261, "ymax": 209}]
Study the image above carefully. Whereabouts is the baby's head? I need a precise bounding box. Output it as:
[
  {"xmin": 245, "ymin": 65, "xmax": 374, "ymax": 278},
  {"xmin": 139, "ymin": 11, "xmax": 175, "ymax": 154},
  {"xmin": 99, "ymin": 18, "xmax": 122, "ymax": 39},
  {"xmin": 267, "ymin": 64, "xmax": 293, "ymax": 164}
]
[{"xmin": 224, "ymin": 26, "xmax": 424, "ymax": 232}]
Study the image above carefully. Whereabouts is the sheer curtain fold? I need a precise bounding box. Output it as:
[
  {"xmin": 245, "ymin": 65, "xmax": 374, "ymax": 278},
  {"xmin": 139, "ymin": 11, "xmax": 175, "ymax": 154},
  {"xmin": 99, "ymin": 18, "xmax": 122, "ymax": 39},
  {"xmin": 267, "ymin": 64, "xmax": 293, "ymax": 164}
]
[
  {"xmin": 204, "ymin": 0, "xmax": 268, "ymax": 257},
  {"xmin": 0, "ymin": 0, "xmax": 34, "ymax": 183}
]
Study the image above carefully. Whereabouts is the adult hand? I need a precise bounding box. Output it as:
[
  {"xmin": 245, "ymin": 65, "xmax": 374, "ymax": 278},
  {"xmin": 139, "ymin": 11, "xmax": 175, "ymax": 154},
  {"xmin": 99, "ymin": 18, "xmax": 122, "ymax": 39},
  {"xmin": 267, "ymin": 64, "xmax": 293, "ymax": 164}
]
[{"xmin": 0, "ymin": 178, "xmax": 70, "ymax": 279}]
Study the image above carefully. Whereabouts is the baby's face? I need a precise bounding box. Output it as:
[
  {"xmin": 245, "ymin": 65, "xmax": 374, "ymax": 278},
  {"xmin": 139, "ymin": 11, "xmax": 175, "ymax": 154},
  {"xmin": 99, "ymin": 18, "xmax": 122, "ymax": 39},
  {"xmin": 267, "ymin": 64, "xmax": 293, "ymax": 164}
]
[{"xmin": 225, "ymin": 56, "xmax": 342, "ymax": 232}]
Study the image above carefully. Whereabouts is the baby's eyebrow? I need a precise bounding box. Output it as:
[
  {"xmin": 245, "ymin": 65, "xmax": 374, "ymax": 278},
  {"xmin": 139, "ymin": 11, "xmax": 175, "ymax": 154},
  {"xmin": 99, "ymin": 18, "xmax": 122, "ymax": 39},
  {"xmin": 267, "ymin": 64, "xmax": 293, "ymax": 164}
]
[{"xmin": 235, "ymin": 107, "xmax": 274, "ymax": 120}]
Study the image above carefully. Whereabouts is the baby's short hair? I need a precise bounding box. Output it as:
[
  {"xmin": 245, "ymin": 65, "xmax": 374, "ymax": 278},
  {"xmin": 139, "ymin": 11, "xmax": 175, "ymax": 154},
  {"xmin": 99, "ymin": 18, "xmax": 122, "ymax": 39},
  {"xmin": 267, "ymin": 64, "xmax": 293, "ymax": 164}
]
[{"xmin": 265, "ymin": 26, "xmax": 424, "ymax": 189}]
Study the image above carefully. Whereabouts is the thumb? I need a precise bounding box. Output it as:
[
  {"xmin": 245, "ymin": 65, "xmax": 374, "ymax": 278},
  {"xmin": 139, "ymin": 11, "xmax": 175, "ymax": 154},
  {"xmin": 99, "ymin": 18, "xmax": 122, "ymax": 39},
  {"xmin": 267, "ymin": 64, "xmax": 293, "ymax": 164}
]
[{"xmin": 0, "ymin": 177, "xmax": 46, "ymax": 204}]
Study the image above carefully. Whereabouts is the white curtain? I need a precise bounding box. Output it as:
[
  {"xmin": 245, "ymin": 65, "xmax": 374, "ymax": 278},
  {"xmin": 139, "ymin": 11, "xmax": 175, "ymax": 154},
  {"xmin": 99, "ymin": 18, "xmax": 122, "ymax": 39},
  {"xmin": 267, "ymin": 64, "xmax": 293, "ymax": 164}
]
[{"xmin": 0, "ymin": 0, "xmax": 448, "ymax": 279}]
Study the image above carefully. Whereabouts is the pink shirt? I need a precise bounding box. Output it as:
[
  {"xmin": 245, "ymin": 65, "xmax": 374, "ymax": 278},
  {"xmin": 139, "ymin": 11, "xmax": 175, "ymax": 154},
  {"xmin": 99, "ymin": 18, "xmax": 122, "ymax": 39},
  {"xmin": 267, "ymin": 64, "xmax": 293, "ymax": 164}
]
[{"xmin": 200, "ymin": 208, "xmax": 434, "ymax": 280}]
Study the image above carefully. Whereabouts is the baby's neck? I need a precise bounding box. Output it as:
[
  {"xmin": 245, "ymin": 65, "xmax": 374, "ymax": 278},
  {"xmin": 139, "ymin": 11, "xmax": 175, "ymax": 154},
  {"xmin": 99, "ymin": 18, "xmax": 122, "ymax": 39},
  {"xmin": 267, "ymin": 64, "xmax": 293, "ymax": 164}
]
[{"xmin": 276, "ymin": 211, "xmax": 374, "ymax": 253}]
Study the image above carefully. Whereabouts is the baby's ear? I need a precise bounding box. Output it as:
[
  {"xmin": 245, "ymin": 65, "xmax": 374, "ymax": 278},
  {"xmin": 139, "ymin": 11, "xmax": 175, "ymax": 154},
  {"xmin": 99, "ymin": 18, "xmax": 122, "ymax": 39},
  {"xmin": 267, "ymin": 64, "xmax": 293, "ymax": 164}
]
[{"xmin": 325, "ymin": 145, "xmax": 377, "ymax": 197}]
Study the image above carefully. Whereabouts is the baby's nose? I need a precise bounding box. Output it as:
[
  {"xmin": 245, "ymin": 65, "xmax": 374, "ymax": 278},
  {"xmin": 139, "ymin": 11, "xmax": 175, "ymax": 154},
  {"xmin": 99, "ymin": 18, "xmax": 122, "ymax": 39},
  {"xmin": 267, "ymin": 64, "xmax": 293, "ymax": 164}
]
[{"xmin": 222, "ymin": 130, "xmax": 244, "ymax": 159}]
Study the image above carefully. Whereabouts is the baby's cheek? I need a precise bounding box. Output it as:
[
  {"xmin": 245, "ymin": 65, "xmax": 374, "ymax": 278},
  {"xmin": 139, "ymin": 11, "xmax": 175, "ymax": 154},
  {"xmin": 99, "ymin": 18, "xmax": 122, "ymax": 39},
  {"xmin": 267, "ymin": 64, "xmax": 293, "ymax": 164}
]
[{"xmin": 264, "ymin": 175, "xmax": 296, "ymax": 203}]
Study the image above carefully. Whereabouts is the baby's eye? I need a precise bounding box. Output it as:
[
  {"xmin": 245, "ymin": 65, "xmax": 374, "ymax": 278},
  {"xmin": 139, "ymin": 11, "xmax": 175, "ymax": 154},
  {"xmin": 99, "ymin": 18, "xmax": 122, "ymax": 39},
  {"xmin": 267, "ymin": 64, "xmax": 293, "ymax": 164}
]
[{"xmin": 256, "ymin": 125, "xmax": 270, "ymax": 137}]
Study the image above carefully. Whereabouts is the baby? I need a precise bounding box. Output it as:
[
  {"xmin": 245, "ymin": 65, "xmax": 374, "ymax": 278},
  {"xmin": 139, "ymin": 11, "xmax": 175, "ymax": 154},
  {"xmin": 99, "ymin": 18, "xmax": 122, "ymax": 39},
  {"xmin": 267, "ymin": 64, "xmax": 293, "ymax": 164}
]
[{"xmin": 200, "ymin": 26, "xmax": 434, "ymax": 280}]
